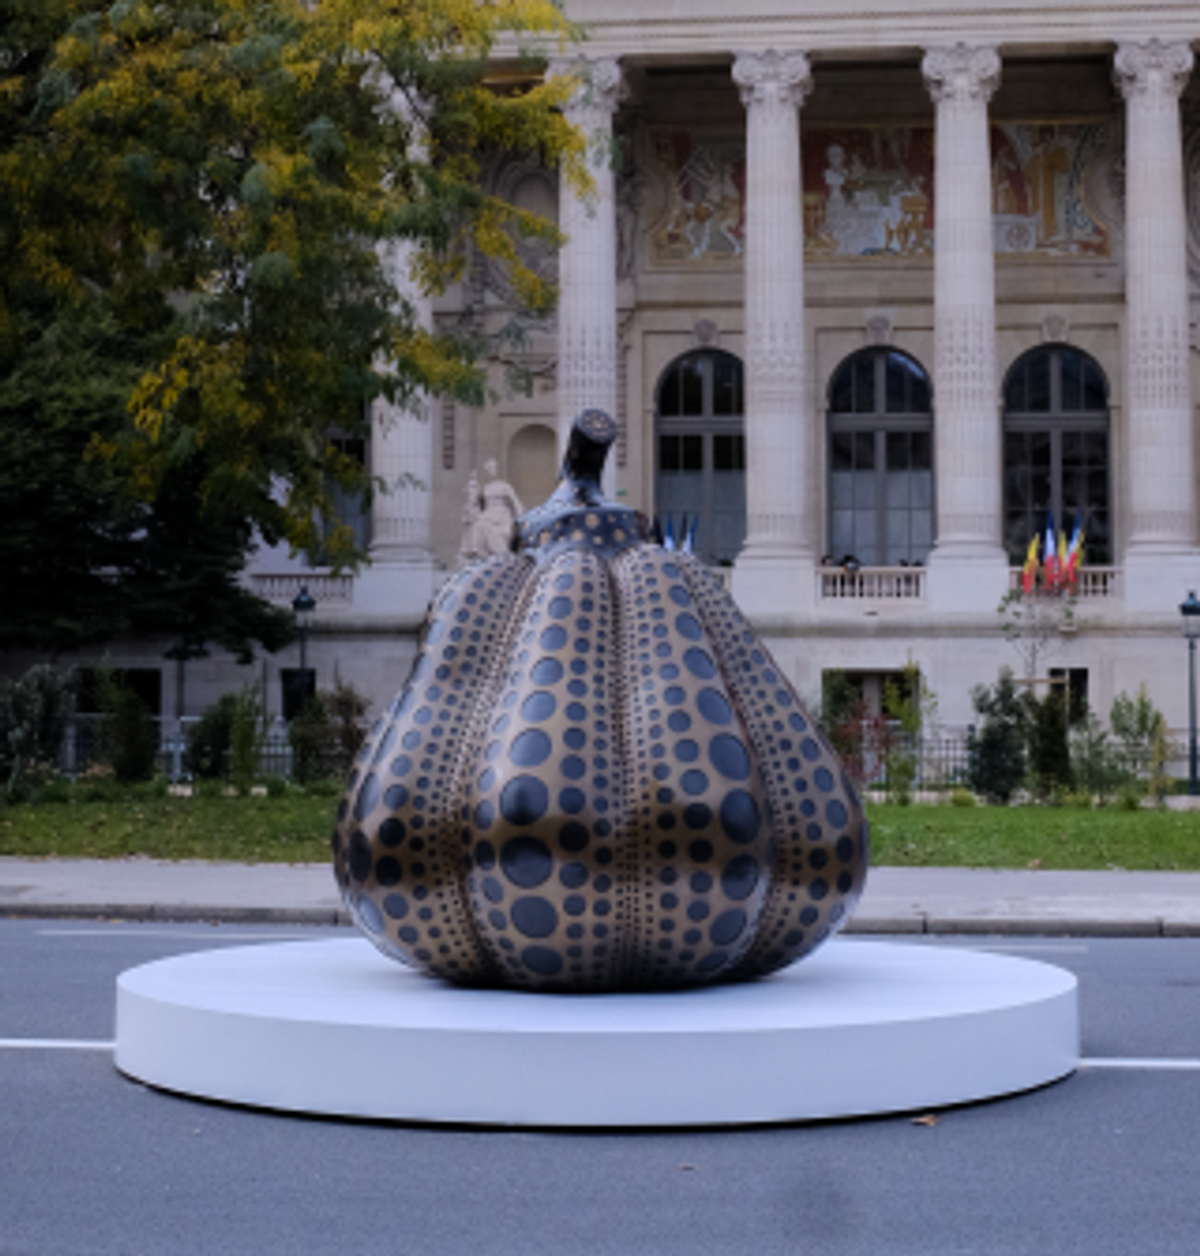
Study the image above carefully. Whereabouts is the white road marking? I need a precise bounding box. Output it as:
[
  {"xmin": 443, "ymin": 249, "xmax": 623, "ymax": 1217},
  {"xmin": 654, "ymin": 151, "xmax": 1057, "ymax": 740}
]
[
  {"xmin": 36, "ymin": 928, "xmax": 330, "ymax": 940},
  {"xmin": 0, "ymin": 1038, "xmax": 114, "ymax": 1051}
]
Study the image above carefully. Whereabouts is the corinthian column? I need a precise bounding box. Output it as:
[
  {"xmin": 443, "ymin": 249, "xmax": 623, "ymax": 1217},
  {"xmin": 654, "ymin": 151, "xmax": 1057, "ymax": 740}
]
[
  {"xmin": 1115, "ymin": 40, "xmax": 1196, "ymax": 594},
  {"xmin": 551, "ymin": 56, "xmax": 624, "ymax": 490},
  {"xmin": 358, "ymin": 91, "xmax": 439, "ymax": 616},
  {"xmin": 922, "ymin": 44, "xmax": 1008, "ymax": 610},
  {"xmin": 730, "ymin": 49, "xmax": 814, "ymax": 618}
]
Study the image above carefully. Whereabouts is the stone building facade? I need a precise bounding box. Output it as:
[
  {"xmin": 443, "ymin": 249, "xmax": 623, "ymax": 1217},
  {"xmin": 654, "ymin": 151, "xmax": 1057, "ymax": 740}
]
[{"xmin": 49, "ymin": 3, "xmax": 1200, "ymax": 741}]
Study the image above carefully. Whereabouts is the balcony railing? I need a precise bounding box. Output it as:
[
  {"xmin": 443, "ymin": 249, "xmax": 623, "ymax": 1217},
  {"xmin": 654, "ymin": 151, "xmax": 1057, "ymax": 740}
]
[
  {"xmin": 1006, "ymin": 567, "xmax": 1119, "ymax": 598},
  {"xmin": 819, "ymin": 566, "xmax": 926, "ymax": 600},
  {"xmin": 250, "ymin": 572, "xmax": 354, "ymax": 604}
]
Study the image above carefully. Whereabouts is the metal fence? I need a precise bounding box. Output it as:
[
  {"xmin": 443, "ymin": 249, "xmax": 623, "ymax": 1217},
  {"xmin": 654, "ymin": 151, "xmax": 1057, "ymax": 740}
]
[{"xmin": 62, "ymin": 714, "xmax": 296, "ymax": 783}]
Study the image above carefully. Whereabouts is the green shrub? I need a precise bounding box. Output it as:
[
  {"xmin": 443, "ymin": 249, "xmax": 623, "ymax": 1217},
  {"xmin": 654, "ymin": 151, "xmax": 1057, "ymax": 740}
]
[
  {"xmin": 966, "ymin": 669, "xmax": 1028, "ymax": 804},
  {"xmin": 94, "ymin": 667, "xmax": 158, "ymax": 783},
  {"xmin": 949, "ymin": 787, "xmax": 976, "ymax": 808},
  {"xmin": 229, "ymin": 685, "xmax": 267, "ymax": 795},
  {"xmin": 184, "ymin": 693, "xmax": 239, "ymax": 780},
  {"xmin": 1069, "ymin": 709, "xmax": 1126, "ymax": 805},
  {"xmin": 287, "ymin": 680, "xmax": 369, "ymax": 783},
  {"xmin": 0, "ymin": 664, "xmax": 76, "ymax": 795},
  {"xmin": 1026, "ymin": 688, "xmax": 1073, "ymax": 800}
]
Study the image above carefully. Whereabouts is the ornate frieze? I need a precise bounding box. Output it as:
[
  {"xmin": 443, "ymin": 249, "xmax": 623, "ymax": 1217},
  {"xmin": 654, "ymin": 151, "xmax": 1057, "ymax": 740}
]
[{"xmin": 1114, "ymin": 40, "xmax": 1193, "ymax": 104}]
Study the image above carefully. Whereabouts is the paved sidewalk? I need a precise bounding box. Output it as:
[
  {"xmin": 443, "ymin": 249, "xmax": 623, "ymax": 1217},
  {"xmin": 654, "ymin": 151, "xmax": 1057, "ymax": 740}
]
[{"xmin": 3, "ymin": 856, "xmax": 1200, "ymax": 936}]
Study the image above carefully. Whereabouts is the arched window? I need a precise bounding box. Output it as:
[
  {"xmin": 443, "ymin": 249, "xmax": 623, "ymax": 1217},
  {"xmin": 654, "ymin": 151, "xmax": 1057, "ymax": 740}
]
[
  {"xmin": 1002, "ymin": 345, "xmax": 1110, "ymax": 564},
  {"xmin": 654, "ymin": 350, "xmax": 745, "ymax": 564},
  {"xmin": 827, "ymin": 348, "xmax": 933, "ymax": 566}
]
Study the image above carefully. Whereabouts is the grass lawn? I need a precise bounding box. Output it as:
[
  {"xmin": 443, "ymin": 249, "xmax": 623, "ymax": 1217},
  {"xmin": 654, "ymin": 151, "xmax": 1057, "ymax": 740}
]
[
  {"xmin": 2, "ymin": 793, "xmax": 1199, "ymax": 871},
  {"xmin": 867, "ymin": 802, "xmax": 1200, "ymax": 871}
]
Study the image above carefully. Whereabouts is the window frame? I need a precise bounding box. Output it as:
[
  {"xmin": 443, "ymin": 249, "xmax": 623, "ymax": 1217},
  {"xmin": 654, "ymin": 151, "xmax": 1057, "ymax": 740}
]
[{"xmin": 826, "ymin": 347, "xmax": 935, "ymax": 568}]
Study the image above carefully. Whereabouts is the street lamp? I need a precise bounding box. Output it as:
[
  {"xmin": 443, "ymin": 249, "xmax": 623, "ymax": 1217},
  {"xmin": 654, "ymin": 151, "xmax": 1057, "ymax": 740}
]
[
  {"xmin": 1180, "ymin": 591, "xmax": 1200, "ymax": 795},
  {"xmin": 292, "ymin": 584, "xmax": 317, "ymax": 694}
]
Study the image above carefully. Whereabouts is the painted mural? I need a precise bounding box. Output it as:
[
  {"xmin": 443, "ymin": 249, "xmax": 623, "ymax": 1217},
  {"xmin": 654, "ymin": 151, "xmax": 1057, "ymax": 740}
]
[{"xmin": 646, "ymin": 122, "xmax": 1113, "ymax": 264}]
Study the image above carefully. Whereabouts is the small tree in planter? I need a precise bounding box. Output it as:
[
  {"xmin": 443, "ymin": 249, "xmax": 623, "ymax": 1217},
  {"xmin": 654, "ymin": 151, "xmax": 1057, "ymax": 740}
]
[{"xmin": 967, "ymin": 668, "xmax": 1029, "ymax": 804}]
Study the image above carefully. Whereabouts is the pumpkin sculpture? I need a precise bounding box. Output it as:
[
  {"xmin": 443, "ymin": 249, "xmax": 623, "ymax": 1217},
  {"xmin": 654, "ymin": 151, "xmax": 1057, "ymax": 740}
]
[{"xmin": 333, "ymin": 410, "xmax": 868, "ymax": 991}]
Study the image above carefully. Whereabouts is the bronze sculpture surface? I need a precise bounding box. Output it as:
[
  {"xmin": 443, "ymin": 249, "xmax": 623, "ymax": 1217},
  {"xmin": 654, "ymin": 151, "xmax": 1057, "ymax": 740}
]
[{"xmin": 333, "ymin": 410, "xmax": 868, "ymax": 990}]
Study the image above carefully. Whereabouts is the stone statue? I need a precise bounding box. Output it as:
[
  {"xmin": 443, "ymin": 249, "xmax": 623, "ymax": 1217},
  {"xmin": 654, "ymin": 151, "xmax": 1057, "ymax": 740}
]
[{"xmin": 458, "ymin": 459, "xmax": 523, "ymax": 563}]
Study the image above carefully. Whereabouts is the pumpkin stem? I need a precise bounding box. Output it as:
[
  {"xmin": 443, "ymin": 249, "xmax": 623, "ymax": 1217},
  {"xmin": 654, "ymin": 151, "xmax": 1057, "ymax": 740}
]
[{"xmin": 563, "ymin": 409, "xmax": 617, "ymax": 490}]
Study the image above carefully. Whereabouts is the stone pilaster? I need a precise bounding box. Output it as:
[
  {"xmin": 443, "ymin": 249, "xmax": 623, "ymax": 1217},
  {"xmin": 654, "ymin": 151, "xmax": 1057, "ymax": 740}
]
[
  {"xmin": 359, "ymin": 94, "xmax": 439, "ymax": 614},
  {"xmin": 1115, "ymin": 39, "xmax": 1196, "ymax": 602},
  {"xmin": 551, "ymin": 56, "xmax": 624, "ymax": 492},
  {"xmin": 922, "ymin": 44, "xmax": 1009, "ymax": 611},
  {"xmin": 730, "ymin": 49, "xmax": 814, "ymax": 619}
]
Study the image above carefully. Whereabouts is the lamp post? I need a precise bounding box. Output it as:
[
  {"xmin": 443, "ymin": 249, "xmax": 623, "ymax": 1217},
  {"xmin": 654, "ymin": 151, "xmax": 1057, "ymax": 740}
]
[
  {"xmin": 292, "ymin": 584, "xmax": 316, "ymax": 705},
  {"xmin": 1180, "ymin": 591, "xmax": 1200, "ymax": 796}
]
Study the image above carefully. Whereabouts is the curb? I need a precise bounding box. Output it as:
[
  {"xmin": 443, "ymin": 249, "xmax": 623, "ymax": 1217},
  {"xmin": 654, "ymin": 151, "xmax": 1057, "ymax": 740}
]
[{"xmin": 4, "ymin": 903, "xmax": 1198, "ymax": 936}]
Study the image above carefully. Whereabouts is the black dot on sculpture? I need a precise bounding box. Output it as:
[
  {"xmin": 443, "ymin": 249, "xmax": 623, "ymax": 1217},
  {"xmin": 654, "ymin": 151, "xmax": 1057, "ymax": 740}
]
[
  {"xmin": 837, "ymin": 835, "xmax": 855, "ymax": 862},
  {"xmin": 378, "ymin": 817, "xmax": 406, "ymax": 847},
  {"xmin": 521, "ymin": 691, "xmax": 557, "ymax": 723},
  {"xmin": 710, "ymin": 908, "xmax": 747, "ymax": 946},
  {"xmin": 474, "ymin": 840, "xmax": 496, "ymax": 869},
  {"xmin": 531, "ymin": 657, "xmax": 564, "ymax": 685},
  {"xmin": 676, "ymin": 739, "xmax": 700, "ymax": 762},
  {"xmin": 720, "ymin": 790, "xmax": 760, "ymax": 845},
  {"xmin": 564, "ymin": 895, "xmax": 587, "ymax": 917},
  {"xmin": 684, "ymin": 802, "xmax": 712, "ymax": 830},
  {"xmin": 560, "ymin": 862, "xmax": 588, "ymax": 888},
  {"xmin": 809, "ymin": 878, "xmax": 829, "ymax": 901},
  {"xmin": 684, "ymin": 648, "xmax": 716, "ymax": 680},
  {"xmin": 354, "ymin": 773, "xmax": 380, "ymax": 822},
  {"xmin": 349, "ymin": 831, "xmax": 372, "ymax": 882},
  {"xmin": 697, "ymin": 688, "xmax": 734, "ymax": 726},
  {"xmin": 564, "ymin": 727, "xmax": 586, "ymax": 749},
  {"xmin": 383, "ymin": 893, "xmax": 409, "ymax": 920},
  {"xmin": 815, "ymin": 766, "xmax": 835, "ymax": 793},
  {"xmin": 559, "ymin": 786, "xmax": 586, "ymax": 814},
  {"xmin": 668, "ymin": 710, "xmax": 691, "ymax": 734},
  {"xmin": 721, "ymin": 854, "xmax": 760, "ymax": 901},
  {"xmin": 669, "ymin": 585, "xmax": 691, "ymax": 607},
  {"xmin": 710, "ymin": 733, "xmax": 751, "ymax": 781},
  {"xmin": 512, "ymin": 896, "xmax": 558, "ymax": 938},
  {"xmin": 827, "ymin": 799, "xmax": 849, "ymax": 829},
  {"xmin": 500, "ymin": 776, "xmax": 549, "ymax": 826},
  {"xmin": 559, "ymin": 822, "xmax": 589, "ymax": 853},
  {"xmin": 689, "ymin": 839, "xmax": 714, "ymax": 863},
  {"xmin": 541, "ymin": 625, "xmax": 567, "ymax": 651},
  {"xmin": 696, "ymin": 951, "xmax": 728, "ymax": 974},
  {"xmin": 522, "ymin": 946, "xmax": 564, "ymax": 977},
  {"xmin": 510, "ymin": 729, "xmax": 552, "ymax": 768},
  {"xmin": 561, "ymin": 755, "xmax": 586, "ymax": 780},
  {"xmin": 501, "ymin": 836, "xmax": 553, "ymax": 888},
  {"xmin": 375, "ymin": 856, "xmax": 403, "ymax": 887},
  {"xmin": 483, "ymin": 877, "xmax": 504, "ymax": 903},
  {"xmin": 549, "ymin": 596, "xmax": 572, "ymax": 619},
  {"xmin": 675, "ymin": 613, "xmax": 703, "ymax": 640}
]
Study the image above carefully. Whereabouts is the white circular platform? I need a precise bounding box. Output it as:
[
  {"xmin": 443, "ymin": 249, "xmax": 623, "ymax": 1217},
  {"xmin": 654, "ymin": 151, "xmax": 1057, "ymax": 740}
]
[{"xmin": 115, "ymin": 939, "xmax": 1078, "ymax": 1126}]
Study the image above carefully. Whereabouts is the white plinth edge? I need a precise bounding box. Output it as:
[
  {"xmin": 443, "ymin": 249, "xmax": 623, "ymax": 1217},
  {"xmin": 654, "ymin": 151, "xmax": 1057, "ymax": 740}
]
[{"xmin": 115, "ymin": 939, "xmax": 1078, "ymax": 1127}]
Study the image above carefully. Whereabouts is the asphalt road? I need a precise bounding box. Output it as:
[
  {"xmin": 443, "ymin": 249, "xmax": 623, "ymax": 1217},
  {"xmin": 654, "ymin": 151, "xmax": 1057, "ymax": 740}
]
[{"xmin": 2, "ymin": 919, "xmax": 1198, "ymax": 1256}]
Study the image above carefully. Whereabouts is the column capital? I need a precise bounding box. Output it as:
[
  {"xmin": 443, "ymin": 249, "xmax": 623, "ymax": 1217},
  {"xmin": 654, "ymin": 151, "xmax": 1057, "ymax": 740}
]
[
  {"xmin": 1114, "ymin": 39, "xmax": 1193, "ymax": 102},
  {"xmin": 921, "ymin": 43, "xmax": 1001, "ymax": 105},
  {"xmin": 547, "ymin": 54, "xmax": 625, "ymax": 121},
  {"xmin": 732, "ymin": 49, "xmax": 813, "ymax": 110}
]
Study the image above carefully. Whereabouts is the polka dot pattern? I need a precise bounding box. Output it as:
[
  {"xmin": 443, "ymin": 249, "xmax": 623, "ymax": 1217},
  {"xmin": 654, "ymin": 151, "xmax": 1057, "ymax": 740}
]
[{"xmin": 333, "ymin": 464, "xmax": 866, "ymax": 991}]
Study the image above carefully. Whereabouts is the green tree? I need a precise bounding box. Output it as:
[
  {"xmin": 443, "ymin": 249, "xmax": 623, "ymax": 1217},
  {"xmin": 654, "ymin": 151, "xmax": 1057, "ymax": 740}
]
[
  {"xmin": 967, "ymin": 668, "xmax": 1028, "ymax": 804},
  {"xmin": 1025, "ymin": 686, "xmax": 1073, "ymax": 801},
  {"xmin": 3, "ymin": 0, "xmax": 586, "ymax": 568}
]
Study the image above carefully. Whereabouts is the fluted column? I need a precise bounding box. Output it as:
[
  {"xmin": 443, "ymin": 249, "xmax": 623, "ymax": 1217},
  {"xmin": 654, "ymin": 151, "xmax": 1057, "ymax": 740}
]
[
  {"xmin": 1115, "ymin": 40, "xmax": 1195, "ymax": 564},
  {"xmin": 551, "ymin": 55, "xmax": 623, "ymax": 485},
  {"xmin": 370, "ymin": 237, "xmax": 435, "ymax": 566},
  {"xmin": 732, "ymin": 49, "xmax": 813, "ymax": 583},
  {"xmin": 923, "ymin": 44, "xmax": 1003, "ymax": 563}
]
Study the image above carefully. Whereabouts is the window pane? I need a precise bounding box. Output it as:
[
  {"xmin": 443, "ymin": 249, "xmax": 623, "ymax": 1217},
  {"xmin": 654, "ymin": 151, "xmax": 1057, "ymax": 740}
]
[
  {"xmin": 830, "ymin": 470, "xmax": 855, "ymax": 509},
  {"xmin": 660, "ymin": 434, "xmax": 680, "ymax": 472},
  {"xmin": 911, "ymin": 469, "xmax": 932, "ymax": 510},
  {"xmin": 659, "ymin": 366, "xmax": 681, "ymax": 417},
  {"xmin": 886, "ymin": 470, "xmax": 910, "ymax": 508},
  {"xmin": 831, "ymin": 431, "xmax": 854, "ymax": 471},
  {"xmin": 1061, "ymin": 351, "xmax": 1082, "ymax": 411},
  {"xmin": 910, "ymin": 372, "xmax": 931, "ymax": 414},
  {"xmin": 853, "ymin": 470, "xmax": 876, "ymax": 509},
  {"xmin": 830, "ymin": 364, "xmax": 853, "ymax": 412},
  {"xmin": 853, "ymin": 354, "xmax": 876, "ymax": 413},
  {"xmin": 1004, "ymin": 361, "xmax": 1026, "ymax": 412},
  {"xmin": 911, "ymin": 430, "xmax": 932, "ymax": 470},
  {"xmin": 885, "ymin": 356, "xmax": 907, "ymax": 413},
  {"xmin": 886, "ymin": 431, "xmax": 909, "ymax": 471},
  {"xmin": 854, "ymin": 430, "xmax": 875, "ymax": 470},
  {"xmin": 682, "ymin": 434, "xmax": 703, "ymax": 471},
  {"xmin": 713, "ymin": 433, "xmax": 745, "ymax": 471},
  {"xmin": 711, "ymin": 354, "xmax": 744, "ymax": 416},
  {"xmin": 1083, "ymin": 360, "xmax": 1107, "ymax": 410},
  {"xmin": 1027, "ymin": 352, "xmax": 1051, "ymax": 410},
  {"xmin": 852, "ymin": 512, "xmax": 878, "ymax": 564},
  {"xmin": 680, "ymin": 356, "xmax": 703, "ymax": 414}
]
